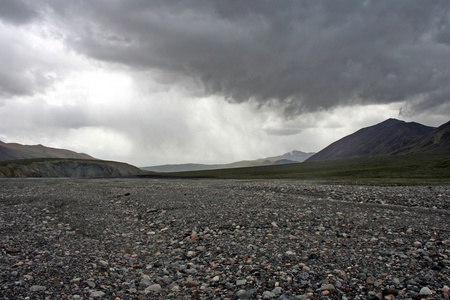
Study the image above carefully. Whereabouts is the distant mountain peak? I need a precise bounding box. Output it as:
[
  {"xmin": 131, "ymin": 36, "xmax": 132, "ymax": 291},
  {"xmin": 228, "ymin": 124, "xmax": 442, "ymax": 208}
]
[
  {"xmin": 265, "ymin": 150, "xmax": 315, "ymax": 162},
  {"xmin": 384, "ymin": 118, "xmax": 403, "ymax": 123},
  {"xmin": 306, "ymin": 118, "xmax": 443, "ymax": 162}
]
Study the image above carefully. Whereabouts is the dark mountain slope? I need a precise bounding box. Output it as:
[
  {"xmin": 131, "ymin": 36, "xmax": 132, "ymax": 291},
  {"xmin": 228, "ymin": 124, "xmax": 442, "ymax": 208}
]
[
  {"xmin": 0, "ymin": 141, "xmax": 95, "ymax": 161},
  {"xmin": 394, "ymin": 120, "xmax": 450, "ymax": 154},
  {"xmin": 307, "ymin": 119, "xmax": 436, "ymax": 162},
  {"xmin": 0, "ymin": 145, "xmax": 18, "ymax": 161}
]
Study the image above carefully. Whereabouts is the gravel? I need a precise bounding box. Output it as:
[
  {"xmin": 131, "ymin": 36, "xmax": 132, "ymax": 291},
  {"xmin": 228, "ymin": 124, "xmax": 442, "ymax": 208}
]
[{"xmin": 0, "ymin": 178, "xmax": 449, "ymax": 299}]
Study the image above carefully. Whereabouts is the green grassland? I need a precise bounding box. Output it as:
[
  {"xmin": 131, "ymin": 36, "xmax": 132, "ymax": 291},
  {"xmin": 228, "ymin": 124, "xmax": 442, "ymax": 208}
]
[{"xmin": 141, "ymin": 153, "xmax": 450, "ymax": 185}]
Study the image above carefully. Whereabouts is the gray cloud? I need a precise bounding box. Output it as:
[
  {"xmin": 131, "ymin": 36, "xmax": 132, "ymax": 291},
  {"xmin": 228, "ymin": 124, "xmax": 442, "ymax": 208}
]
[
  {"xmin": 264, "ymin": 128, "xmax": 302, "ymax": 136},
  {"xmin": 0, "ymin": 35, "xmax": 62, "ymax": 98},
  {"xmin": 0, "ymin": 38, "xmax": 42, "ymax": 97},
  {"xmin": 4, "ymin": 0, "xmax": 450, "ymax": 118},
  {"xmin": 0, "ymin": 0, "xmax": 38, "ymax": 25}
]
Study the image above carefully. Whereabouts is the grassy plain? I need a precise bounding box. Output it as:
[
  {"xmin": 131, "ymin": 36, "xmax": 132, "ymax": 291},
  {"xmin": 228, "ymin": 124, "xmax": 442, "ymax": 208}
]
[{"xmin": 141, "ymin": 153, "xmax": 450, "ymax": 185}]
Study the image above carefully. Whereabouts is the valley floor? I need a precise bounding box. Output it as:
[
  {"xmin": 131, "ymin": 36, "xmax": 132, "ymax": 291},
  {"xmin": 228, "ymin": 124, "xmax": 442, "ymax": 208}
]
[{"xmin": 0, "ymin": 178, "xmax": 449, "ymax": 299}]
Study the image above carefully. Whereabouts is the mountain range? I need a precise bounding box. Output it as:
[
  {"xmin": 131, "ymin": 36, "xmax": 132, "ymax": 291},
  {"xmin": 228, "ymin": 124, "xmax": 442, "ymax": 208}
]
[
  {"xmin": 142, "ymin": 150, "xmax": 315, "ymax": 173},
  {"xmin": 146, "ymin": 118, "xmax": 450, "ymax": 172},
  {"xmin": 1, "ymin": 118, "xmax": 448, "ymax": 177},
  {"xmin": 306, "ymin": 118, "xmax": 450, "ymax": 162},
  {"xmin": 0, "ymin": 141, "xmax": 94, "ymax": 161}
]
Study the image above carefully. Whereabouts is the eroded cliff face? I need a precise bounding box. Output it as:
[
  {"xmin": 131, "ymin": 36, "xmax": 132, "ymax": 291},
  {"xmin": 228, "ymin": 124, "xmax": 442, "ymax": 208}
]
[{"xmin": 0, "ymin": 159, "xmax": 142, "ymax": 178}]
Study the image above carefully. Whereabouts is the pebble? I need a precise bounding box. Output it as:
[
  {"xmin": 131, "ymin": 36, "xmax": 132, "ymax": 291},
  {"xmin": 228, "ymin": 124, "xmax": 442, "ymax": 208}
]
[
  {"xmin": 236, "ymin": 279, "xmax": 247, "ymax": 286},
  {"xmin": 186, "ymin": 250, "xmax": 196, "ymax": 258},
  {"xmin": 99, "ymin": 260, "xmax": 108, "ymax": 266},
  {"xmin": 235, "ymin": 289, "xmax": 246, "ymax": 298},
  {"xmin": 139, "ymin": 275, "xmax": 151, "ymax": 287},
  {"xmin": 0, "ymin": 179, "xmax": 448, "ymax": 299},
  {"xmin": 235, "ymin": 289, "xmax": 257, "ymax": 299},
  {"xmin": 30, "ymin": 285, "xmax": 46, "ymax": 292},
  {"xmin": 413, "ymin": 241, "xmax": 422, "ymax": 247},
  {"xmin": 145, "ymin": 283, "xmax": 162, "ymax": 293},
  {"xmin": 90, "ymin": 291, "xmax": 105, "ymax": 298},
  {"xmin": 272, "ymin": 286, "xmax": 283, "ymax": 295},
  {"xmin": 23, "ymin": 275, "xmax": 33, "ymax": 281},
  {"xmin": 320, "ymin": 283, "xmax": 335, "ymax": 290},
  {"xmin": 262, "ymin": 290, "xmax": 276, "ymax": 299},
  {"xmin": 366, "ymin": 276, "xmax": 376, "ymax": 284},
  {"xmin": 419, "ymin": 286, "xmax": 433, "ymax": 295},
  {"xmin": 186, "ymin": 277, "xmax": 198, "ymax": 287}
]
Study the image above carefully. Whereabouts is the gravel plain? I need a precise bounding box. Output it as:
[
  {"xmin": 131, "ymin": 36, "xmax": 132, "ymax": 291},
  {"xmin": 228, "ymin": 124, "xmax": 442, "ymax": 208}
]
[{"xmin": 0, "ymin": 178, "xmax": 449, "ymax": 300}]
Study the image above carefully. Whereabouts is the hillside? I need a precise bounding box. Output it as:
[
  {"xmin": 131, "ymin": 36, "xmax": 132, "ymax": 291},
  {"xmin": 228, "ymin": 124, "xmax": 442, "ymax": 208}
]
[
  {"xmin": 0, "ymin": 158, "xmax": 143, "ymax": 178},
  {"xmin": 393, "ymin": 120, "xmax": 450, "ymax": 154},
  {"xmin": 306, "ymin": 119, "xmax": 437, "ymax": 162},
  {"xmin": 142, "ymin": 150, "xmax": 313, "ymax": 172},
  {"xmin": 0, "ymin": 141, "xmax": 95, "ymax": 161}
]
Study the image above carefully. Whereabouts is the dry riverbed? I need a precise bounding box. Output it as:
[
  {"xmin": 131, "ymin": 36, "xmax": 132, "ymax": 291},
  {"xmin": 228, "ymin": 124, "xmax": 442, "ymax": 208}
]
[{"xmin": 0, "ymin": 178, "xmax": 449, "ymax": 299}]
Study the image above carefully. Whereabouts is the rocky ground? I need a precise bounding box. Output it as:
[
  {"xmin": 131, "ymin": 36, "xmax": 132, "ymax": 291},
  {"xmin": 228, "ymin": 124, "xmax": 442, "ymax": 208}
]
[{"xmin": 0, "ymin": 178, "xmax": 449, "ymax": 300}]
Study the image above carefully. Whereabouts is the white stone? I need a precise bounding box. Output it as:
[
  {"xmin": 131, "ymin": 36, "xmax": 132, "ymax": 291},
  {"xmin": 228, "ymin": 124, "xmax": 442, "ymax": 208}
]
[
  {"xmin": 419, "ymin": 286, "xmax": 433, "ymax": 295},
  {"xmin": 186, "ymin": 250, "xmax": 196, "ymax": 258},
  {"xmin": 236, "ymin": 279, "xmax": 247, "ymax": 286}
]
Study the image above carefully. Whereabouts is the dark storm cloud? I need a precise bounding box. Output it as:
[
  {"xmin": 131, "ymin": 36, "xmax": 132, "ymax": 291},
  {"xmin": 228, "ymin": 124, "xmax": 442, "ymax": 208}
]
[
  {"xmin": 6, "ymin": 0, "xmax": 450, "ymax": 116},
  {"xmin": 0, "ymin": 0, "xmax": 38, "ymax": 25}
]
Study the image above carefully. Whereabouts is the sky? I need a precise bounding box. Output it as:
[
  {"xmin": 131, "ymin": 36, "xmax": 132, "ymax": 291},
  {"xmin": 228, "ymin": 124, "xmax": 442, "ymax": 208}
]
[{"xmin": 0, "ymin": 1, "xmax": 449, "ymax": 167}]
